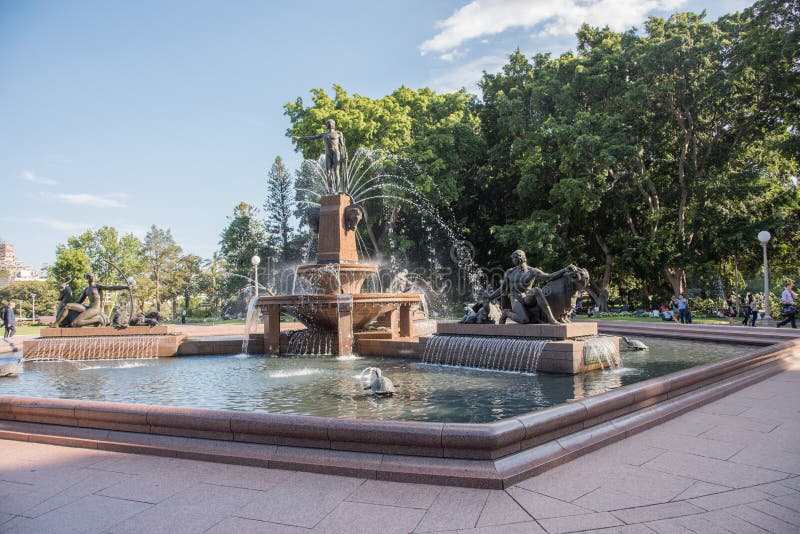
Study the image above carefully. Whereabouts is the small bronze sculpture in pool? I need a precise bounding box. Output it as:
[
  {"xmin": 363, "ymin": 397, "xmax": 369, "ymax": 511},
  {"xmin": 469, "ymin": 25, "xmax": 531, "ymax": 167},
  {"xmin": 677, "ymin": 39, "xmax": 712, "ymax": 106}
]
[
  {"xmin": 361, "ymin": 367, "xmax": 396, "ymax": 396},
  {"xmin": 621, "ymin": 336, "xmax": 649, "ymax": 351}
]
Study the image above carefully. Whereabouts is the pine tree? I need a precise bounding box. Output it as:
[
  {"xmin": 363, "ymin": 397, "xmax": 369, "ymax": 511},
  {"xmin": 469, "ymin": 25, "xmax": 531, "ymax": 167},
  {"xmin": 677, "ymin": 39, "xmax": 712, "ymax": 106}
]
[{"xmin": 265, "ymin": 156, "xmax": 295, "ymax": 262}]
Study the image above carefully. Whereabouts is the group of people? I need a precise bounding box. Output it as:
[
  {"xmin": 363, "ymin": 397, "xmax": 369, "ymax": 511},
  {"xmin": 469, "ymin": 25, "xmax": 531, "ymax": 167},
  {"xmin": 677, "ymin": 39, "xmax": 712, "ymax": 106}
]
[
  {"xmin": 723, "ymin": 281, "xmax": 797, "ymax": 328},
  {"xmin": 1, "ymin": 301, "xmax": 16, "ymax": 339},
  {"xmin": 656, "ymin": 294, "xmax": 693, "ymax": 324},
  {"xmin": 729, "ymin": 292, "xmax": 759, "ymax": 326}
]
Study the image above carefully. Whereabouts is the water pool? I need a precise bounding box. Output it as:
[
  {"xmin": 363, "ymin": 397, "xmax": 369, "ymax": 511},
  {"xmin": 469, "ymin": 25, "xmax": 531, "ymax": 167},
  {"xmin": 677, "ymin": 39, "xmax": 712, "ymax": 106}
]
[{"xmin": 0, "ymin": 336, "xmax": 742, "ymax": 423}]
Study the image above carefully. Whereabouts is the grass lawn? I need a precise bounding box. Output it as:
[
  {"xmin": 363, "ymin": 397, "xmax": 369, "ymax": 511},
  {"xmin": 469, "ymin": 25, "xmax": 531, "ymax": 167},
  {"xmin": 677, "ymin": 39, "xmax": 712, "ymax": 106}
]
[{"xmin": 6, "ymin": 324, "xmax": 45, "ymax": 336}]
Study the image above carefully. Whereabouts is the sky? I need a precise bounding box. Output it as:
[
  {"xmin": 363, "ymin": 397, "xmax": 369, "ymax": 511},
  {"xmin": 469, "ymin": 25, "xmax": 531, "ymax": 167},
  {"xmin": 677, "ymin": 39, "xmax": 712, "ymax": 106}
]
[{"xmin": 0, "ymin": 0, "xmax": 753, "ymax": 271}]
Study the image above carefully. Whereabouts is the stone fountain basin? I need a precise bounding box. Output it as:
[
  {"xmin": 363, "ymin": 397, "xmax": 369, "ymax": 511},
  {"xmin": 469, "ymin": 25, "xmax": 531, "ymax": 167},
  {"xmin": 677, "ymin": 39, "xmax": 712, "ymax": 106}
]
[
  {"xmin": 256, "ymin": 293, "xmax": 422, "ymax": 330},
  {"xmin": 295, "ymin": 263, "xmax": 379, "ymax": 294}
]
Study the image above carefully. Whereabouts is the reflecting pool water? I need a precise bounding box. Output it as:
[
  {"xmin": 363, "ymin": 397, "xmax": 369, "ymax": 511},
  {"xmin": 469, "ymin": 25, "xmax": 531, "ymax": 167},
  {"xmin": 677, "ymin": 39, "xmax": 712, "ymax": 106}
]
[{"xmin": 0, "ymin": 336, "xmax": 742, "ymax": 423}]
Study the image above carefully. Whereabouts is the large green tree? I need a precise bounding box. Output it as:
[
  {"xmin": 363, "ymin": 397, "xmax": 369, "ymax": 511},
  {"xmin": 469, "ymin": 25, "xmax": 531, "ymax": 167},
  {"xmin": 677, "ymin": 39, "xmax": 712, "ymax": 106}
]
[
  {"xmin": 265, "ymin": 156, "xmax": 295, "ymax": 262},
  {"xmin": 218, "ymin": 202, "xmax": 273, "ymax": 307},
  {"xmin": 164, "ymin": 253, "xmax": 204, "ymax": 315},
  {"xmin": 481, "ymin": 3, "xmax": 798, "ymax": 307},
  {"xmin": 49, "ymin": 226, "xmax": 143, "ymax": 305},
  {"xmin": 0, "ymin": 281, "xmax": 58, "ymax": 320},
  {"xmin": 142, "ymin": 225, "xmax": 182, "ymax": 313},
  {"xmin": 285, "ymin": 85, "xmax": 483, "ymax": 267}
]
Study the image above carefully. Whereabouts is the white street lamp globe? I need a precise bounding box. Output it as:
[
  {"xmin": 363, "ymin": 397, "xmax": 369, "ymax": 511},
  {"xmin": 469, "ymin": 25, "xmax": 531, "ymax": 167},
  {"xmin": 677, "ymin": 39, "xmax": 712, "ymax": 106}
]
[
  {"xmin": 251, "ymin": 255, "xmax": 261, "ymax": 266},
  {"xmin": 757, "ymin": 230, "xmax": 771, "ymax": 244}
]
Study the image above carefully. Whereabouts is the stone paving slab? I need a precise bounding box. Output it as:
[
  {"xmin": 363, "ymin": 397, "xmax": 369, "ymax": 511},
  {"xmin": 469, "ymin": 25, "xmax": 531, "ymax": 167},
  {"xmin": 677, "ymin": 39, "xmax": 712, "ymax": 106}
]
[{"xmin": 0, "ymin": 361, "xmax": 798, "ymax": 532}]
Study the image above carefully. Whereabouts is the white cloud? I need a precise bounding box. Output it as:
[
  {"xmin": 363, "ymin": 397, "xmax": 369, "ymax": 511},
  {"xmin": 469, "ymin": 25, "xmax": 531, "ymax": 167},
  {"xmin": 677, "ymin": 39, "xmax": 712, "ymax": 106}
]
[
  {"xmin": 21, "ymin": 170, "xmax": 57, "ymax": 186},
  {"xmin": 30, "ymin": 217, "xmax": 91, "ymax": 232},
  {"xmin": 427, "ymin": 55, "xmax": 507, "ymax": 93},
  {"xmin": 50, "ymin": 193, "xmax": 128, "ymax": 208},
  {"xmin": 420, "ymin": 0, "xmax": 686, "ymax": 57}
]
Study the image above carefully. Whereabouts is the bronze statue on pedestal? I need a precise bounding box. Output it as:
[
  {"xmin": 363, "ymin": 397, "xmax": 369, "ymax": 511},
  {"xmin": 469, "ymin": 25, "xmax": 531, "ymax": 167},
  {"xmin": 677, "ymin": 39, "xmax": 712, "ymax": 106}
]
[
  {"xmin": 462, "ymin": 250, "xmax": 589, "ymax": 325},
  {"xmin": 293, "ymin": 119, "xmax": 348, "ymax": 192},
  {"xmin": 54, "ymin": 273, "xmax": 129, "ymax": 327}
]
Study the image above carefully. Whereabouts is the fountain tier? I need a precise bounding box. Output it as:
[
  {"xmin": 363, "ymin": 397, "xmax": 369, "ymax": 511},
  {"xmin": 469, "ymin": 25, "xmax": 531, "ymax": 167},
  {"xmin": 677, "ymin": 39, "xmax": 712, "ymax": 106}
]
[{"xmin": 256, "ymin": 194, "xmax": 421, "ymax": 356}]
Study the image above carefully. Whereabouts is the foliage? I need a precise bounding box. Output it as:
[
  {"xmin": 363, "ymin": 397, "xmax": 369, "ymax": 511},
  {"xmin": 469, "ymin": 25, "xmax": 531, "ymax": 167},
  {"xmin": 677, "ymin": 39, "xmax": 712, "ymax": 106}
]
[
  {"xmin": 0, "ymin": 281, "xmax": 58, "ymax": 319},
  {"xmin": 478, "ymin": 2, "xmax": 798, "ymax": 308},
  {"xmin": 142, "ymin": 225, "xmax": 182, "ymax": 313},
  {"xmin": 265, "ymin": 156, "xmax": 295, "ymax": 261},
  {"xmin": 164, "ymin": 254, "xmax": 204, "ymax": 313},
  {"xmin": 218, "ymin": 202, "xmax": 273, "ymax": 311},
  {"xmin": 285, "ymin": 85, "xmax": 484, "ymax": 264}
]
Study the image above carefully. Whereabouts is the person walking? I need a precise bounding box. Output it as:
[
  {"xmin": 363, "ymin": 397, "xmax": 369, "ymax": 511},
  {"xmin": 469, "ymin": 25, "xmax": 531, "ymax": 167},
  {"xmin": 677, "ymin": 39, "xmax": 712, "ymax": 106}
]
[
  {"xmin": 677, "ymin": 294, "xmax": 691, "ymax": 324},
  {"xmin": 777, "ymin": 282, "xmax": 797, "ymax": 329},
  {"xmin": 741, "ymin": 293, "xmax": 757, "ymax": 327},
  {"xmin": 2, "ymin": 301, "xmax": 16, "ymax": 339},
  {"xmin": 726, "ymin": 294, "xmax": 737, "ymax": 325}
]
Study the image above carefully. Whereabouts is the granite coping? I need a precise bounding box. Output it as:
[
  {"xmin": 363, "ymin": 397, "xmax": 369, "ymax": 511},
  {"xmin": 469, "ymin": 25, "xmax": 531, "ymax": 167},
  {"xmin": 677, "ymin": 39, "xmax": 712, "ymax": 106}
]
[
  {"xmin": 39, "ymin": 325, "xmax": 175, "ymax": 337},
  {"xmin": 436, "ymin": 321, "xmax": 598, "ymax": 339},
  {"xmin": 0, "ymin": 354, "xmax": 791, "ymax": 489},
  {"xmin": 0, "ymin": 338, "xmax": 796, "ymax": 468}
]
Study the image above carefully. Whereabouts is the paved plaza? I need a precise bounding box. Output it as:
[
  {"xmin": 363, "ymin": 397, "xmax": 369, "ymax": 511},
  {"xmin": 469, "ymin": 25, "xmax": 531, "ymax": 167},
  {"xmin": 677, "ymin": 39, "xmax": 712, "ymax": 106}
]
[{"xmin": 0, "ymin": 357, "xmax": 797, "ymax": 533}]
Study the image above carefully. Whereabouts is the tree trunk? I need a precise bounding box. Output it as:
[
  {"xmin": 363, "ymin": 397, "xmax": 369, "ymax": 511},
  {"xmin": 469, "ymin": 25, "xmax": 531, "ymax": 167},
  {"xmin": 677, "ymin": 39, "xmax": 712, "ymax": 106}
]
[
  {"xmin": 155, "ymin": 271, "xmax": 161, "ymax": 312},
  {"xmin": 172, "ymin": 298, "xmax": 178, "ymax": 318},
  {"xmin": 665, "ymin": 266, "xmax": 685, "ymax": 296},
  {"xmin": 586, "ymin": 285, "xmax": 610, "ymax": 312},
  {"xmin": 586, "ymin": 233, "xmax": 614, "ymax": 312}
]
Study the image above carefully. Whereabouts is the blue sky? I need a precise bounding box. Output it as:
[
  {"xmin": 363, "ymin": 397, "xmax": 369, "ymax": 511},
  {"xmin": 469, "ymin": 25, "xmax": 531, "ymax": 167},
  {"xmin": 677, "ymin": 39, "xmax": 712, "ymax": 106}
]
[{"xmin": 0, "ymin": 0, "xmax": 752, "ymax": 270}]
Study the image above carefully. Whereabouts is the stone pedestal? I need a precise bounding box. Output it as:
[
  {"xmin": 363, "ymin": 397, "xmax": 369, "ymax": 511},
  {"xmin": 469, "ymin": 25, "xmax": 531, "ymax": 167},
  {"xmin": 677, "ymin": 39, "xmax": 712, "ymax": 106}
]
[
  {"xmin": 317, "ymin": 194, "xmax": 358, "ymax": 263},
  {"xmin": 336, "ymin": 295, "xmax": 354, "ymax": 356},
  {"xmin": 399, "ymin": 304, "xmax": 414, "ymax": 338},
  {"xmin": 435, "ymin": 321, "xmax": 597, "ymax": 339},
  {"xmin": 264, "ymin": 304, "xmax": 281, "ymax": 354}
]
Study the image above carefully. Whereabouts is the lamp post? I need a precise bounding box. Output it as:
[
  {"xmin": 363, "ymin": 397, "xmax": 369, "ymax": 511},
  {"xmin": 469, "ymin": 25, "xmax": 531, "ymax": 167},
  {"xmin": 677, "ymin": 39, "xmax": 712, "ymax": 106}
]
[
  {"xmin": 251, "ymin": 255, "xmax": 261, "ymax": 299},
  {"xmin": 757, "ymin": 230, "xmax": 772, "ymax": 325}
]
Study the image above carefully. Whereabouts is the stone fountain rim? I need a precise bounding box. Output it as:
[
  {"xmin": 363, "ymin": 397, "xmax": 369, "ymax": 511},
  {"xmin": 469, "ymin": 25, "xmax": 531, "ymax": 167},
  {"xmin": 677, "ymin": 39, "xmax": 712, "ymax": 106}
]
[{"xmin": 0, "ymin": 338, "xmax": 796, "ymax": 488}]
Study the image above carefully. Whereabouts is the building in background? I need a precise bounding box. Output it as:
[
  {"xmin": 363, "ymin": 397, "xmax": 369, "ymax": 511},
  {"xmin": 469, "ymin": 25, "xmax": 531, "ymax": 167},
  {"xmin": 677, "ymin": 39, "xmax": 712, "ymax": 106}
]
[{"xmin": 0, "ymin": 243, "xmax": 44, "ymax": 287}]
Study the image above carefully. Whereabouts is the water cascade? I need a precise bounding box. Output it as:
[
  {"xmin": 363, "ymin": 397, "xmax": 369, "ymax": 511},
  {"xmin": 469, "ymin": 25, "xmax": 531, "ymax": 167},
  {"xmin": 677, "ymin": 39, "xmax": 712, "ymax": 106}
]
[
  {"xmin": 242, "ymin": 296, "xmax": 260, "ymax": 353},
  {"xmin": 285, "ymin": 330, "xmax": 337, "ymax": 355},
  {"xmin": 22, "ymin": 335, "xmax": 162, "ymax": 362},
  {"xmin": 422, "ymin": 335, "xmax": 548, "ymax": 373},
  {"xmin": 583, "ymin": 337, "xmax": 622, "ymax": 369}
]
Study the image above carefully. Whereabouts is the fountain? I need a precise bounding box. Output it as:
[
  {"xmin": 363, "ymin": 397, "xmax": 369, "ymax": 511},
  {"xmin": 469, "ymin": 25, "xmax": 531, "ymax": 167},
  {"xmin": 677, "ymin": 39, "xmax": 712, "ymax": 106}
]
[{"xmin": 256, "ymin": 194, "xmax": 421, "ymax": 355}]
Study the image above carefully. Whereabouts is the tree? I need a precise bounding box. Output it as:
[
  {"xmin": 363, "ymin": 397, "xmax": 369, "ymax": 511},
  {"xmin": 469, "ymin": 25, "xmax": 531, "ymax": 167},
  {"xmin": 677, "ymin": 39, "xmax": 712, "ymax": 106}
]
[
  {"xmin": 200, "ymin": 252, "xmax": 226, "ymax": 315},
  {"xmin": 285, "ymin": 85, "xmax": 483, "ymax": 266},
  {"xmin": 0, "ymin": 281, "xmax": 58, "ymax": 319},
  {"xmin": 142, "ymin": 225, "xmax": 182, "ymax": 313},
  {"xmin": 265, "ymin": 156, "xmax": 295, "ymax": 262},
  {"xmin": 48, "ymin": 246, "xmax": 92, "ymax": 295},
  {"xmin": 165, "ymin": 254, "xmax": 204, "ymax": 314},
  {"xmin": 218, "ymin": 203, "xmax": 273, "ymax": 307},
  {"xmin": 66, "ymin": 226, "xmax": 143, "ymax": 282}
]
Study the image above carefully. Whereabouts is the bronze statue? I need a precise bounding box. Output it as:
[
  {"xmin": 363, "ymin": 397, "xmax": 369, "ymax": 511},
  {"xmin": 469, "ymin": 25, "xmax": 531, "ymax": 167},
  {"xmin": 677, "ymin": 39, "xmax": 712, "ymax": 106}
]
[
  {"xmin": 480, "ymin": 250, "xmax": 584, "ymax": 325},
  {"xmin": 54, "ymin": 273, "xmax": 129, "ymax": 327},
  {"xmin": 55, "ymin": 280, "xmax": 72, "ymax": 326},
  {"xmin": 344, "ymin": 203, "xmax": 363, "ymax": 231},
  {"xmin": 294, "ymin": 119, "xmax": 348, "ymax": 191},
  {"xmin": 459, "ymin": 291, "xmax": 502, "ymax": 324}
]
